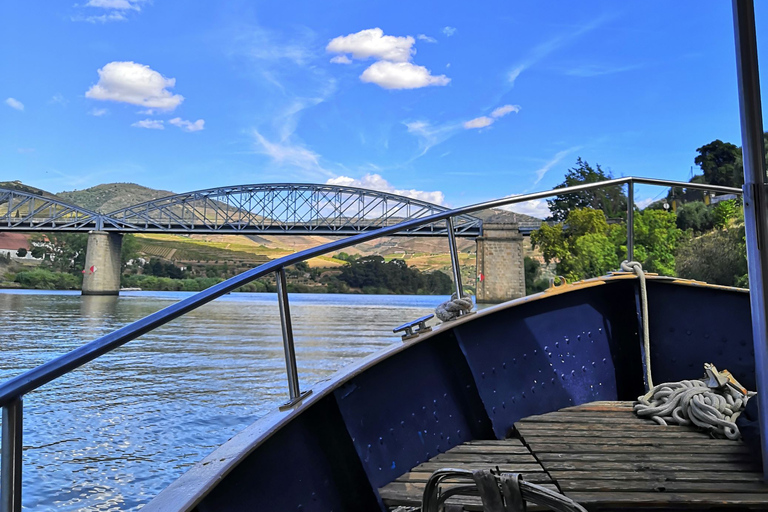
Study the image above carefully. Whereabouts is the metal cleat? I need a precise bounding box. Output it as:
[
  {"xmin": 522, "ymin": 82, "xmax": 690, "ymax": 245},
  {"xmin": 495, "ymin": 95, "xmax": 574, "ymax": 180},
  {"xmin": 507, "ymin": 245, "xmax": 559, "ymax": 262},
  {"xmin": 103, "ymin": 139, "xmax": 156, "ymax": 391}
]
[{"xmin": 393, "ymin": 314, "xmax": 434, "ymax": 342}]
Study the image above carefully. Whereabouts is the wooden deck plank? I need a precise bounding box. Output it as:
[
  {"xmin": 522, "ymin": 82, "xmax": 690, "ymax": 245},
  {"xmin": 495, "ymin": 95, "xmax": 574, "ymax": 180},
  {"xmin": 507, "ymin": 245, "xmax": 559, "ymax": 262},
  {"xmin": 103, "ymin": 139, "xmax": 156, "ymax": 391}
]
[
  {"xmin": 515, "ymin": 400, "xmax": 768, "ymax": 509},
  {"xmin": 380, "ymin": 401, "xmax": 768, "ymax": 510},
  {"xmin": 378, "ymin": 437, "xmax": 554, "ymax": 510}
]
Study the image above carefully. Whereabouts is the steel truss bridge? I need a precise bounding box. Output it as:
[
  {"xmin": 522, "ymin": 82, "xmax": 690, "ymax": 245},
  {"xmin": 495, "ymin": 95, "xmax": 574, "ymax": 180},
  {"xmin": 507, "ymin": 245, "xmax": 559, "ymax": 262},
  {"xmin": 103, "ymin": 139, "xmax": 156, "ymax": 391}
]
[{"xmin": 0, "ymin": 184, "xmax": 488, "ymax": 236}]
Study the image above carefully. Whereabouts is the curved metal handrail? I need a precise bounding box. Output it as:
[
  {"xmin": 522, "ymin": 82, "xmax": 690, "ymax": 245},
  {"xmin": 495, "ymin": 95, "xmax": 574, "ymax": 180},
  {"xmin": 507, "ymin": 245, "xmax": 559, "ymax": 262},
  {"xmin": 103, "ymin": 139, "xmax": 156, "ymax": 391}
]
[{"xmin": 0, "ymin": 176, "xmax": 742, "ymax": 512}]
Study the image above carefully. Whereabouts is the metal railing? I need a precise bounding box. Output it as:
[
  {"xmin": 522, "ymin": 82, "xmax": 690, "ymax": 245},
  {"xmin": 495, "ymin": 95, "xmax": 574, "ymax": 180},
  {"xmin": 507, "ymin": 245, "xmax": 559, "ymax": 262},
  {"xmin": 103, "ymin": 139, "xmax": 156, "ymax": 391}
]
[{"xmin": 0, "ymin": 177, "xmax": 741, "ymax": 512}]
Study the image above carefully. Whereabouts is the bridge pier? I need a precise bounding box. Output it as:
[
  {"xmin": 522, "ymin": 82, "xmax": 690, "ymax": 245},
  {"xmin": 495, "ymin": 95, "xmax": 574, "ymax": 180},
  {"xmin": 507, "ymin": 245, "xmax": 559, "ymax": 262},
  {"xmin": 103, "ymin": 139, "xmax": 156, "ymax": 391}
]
[
  {"xmin": 475, "ymin": 217, "xmax": 525, "ymax": 303},
  {"xmin": 82, "ymin": 231, "xmax": 123, "ymax": 296}
]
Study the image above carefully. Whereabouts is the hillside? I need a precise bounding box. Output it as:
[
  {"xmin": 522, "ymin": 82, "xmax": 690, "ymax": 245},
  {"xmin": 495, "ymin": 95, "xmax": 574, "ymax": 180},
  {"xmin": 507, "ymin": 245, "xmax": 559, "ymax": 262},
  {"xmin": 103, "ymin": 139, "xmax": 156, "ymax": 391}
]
[
  {"xmin": 57, "ymin": 183, "xmax": 175, "ymax": 213},
  {"xmin": 4, "ymin": 181, "xmax": 545, "ymax": 281}
]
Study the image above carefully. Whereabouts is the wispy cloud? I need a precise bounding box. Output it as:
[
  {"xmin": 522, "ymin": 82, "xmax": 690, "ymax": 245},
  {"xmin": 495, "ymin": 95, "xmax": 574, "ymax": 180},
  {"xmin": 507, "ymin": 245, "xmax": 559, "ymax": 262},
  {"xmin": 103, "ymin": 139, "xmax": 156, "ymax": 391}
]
[
  {"xmin": 532, "ymin": 146, "xmax": 582, "ymax": 186},
  {"xmin": 564, "ymin": 63, "xmax": 643, "ymax": 77},
  {"xmin": 405, "ymin": 120, "xmax": 462, "ymax": 156},
  {"xmin": 252, "ymin": 130, "xmax": 332, "ymax": 178},
  {"xmin": 72, "ymin": 0, "xmax": 147, "ymax": 23},
  {"xmin": 90, "ymin": 108, "xmax": 109, "ymax": 117},
  {"xmin": 507, "ymin": 16, "xmax": 609, "ymax": 85},
  {"xmin": 417, "ymin": 34, "xmax": 437, "ymax": 43},
  {"xmin": 442, "ymin": 27, "xmax": 457, "ymax": 37},
  {"xmin": 169, "ymin": 118, "xmax": 205, "ymax": 132},
  {"xmin": 131, "ymin": 119, "xmax": 164, "ymax": 129},
  {"xmin": 5, "ymin": 98, "xmax": 24, "ymax": 111}
]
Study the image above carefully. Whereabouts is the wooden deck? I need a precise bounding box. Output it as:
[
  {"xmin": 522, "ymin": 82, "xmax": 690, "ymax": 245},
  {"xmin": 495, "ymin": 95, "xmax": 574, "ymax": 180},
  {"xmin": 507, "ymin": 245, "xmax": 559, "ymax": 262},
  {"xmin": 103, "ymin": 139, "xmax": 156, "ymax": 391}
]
[{"xmin": 379, "ymin": 401, "xmax": 768, "ymax": 510}]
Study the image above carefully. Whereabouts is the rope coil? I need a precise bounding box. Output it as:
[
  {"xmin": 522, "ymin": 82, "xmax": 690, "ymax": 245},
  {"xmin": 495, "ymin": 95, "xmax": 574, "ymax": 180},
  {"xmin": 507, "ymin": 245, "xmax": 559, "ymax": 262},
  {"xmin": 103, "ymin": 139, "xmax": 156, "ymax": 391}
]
[
  {"xmin": 635, "ymin": 376, "xmax": 754, "ymax": 439},
  {"xmin": 435, "ymin": 293, "xmax": 473, "ymax": 322}
]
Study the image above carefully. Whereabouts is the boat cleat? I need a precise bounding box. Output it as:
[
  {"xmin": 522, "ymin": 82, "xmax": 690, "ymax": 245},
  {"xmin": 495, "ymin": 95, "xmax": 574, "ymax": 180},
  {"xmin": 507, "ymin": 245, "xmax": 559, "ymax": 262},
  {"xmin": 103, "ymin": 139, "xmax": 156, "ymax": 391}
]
[{"xmin": 393, "ymin": 314, "xmax": 434, "ymax": 342}]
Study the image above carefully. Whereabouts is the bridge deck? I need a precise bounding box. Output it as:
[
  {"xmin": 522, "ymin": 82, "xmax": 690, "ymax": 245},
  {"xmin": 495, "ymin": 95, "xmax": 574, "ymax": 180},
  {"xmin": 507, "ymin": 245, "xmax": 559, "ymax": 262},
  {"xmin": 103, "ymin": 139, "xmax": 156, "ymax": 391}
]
[{"xmin": 379, "ymin": 401, "xmax": 768, "ymax": 510}]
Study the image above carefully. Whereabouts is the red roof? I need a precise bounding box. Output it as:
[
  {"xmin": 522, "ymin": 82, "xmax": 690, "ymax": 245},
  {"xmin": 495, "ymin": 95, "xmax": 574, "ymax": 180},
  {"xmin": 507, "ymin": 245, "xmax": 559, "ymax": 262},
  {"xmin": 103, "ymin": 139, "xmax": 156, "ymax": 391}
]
[{"xmin": 0, "ymin": 233, "xmax": 31, "ymax": 251}]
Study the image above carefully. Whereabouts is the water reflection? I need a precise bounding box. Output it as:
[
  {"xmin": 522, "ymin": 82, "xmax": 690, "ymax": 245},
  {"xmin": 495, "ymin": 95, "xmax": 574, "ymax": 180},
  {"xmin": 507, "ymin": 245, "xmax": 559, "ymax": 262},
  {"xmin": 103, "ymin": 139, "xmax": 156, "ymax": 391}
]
[{"xmin": 0, "ymin": 290, "xmax": 442, "ymax": 511}]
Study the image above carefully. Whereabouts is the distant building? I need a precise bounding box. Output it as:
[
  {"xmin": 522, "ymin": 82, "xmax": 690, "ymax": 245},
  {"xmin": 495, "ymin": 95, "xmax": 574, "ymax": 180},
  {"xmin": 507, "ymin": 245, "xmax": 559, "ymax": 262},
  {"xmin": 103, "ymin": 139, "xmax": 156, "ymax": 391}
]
[{"xmin": 0, "ymin": 233, "xmax": 39, "ymax": 260}]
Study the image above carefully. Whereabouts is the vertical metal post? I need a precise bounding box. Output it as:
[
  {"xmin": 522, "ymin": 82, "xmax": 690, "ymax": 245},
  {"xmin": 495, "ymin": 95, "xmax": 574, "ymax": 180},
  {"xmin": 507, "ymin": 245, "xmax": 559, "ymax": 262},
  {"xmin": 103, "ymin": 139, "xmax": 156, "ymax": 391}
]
[
  {"xmin": 446, "ymin": 217, "xmax": 464, "ymax": 299},
  {"xmin": 1, "ymin": 398, "xmax": 23, "ymax": 512},
  {"xmin": 627, "ymin": 181, "xmax": 635, "ymax": 262},
  {"xmin": 275, "ymin": 268, "xmax": 300, "ymax": 401},
  {"xmin": 733, "ymin": 0, "xmax": 768, "ymax": 480}
]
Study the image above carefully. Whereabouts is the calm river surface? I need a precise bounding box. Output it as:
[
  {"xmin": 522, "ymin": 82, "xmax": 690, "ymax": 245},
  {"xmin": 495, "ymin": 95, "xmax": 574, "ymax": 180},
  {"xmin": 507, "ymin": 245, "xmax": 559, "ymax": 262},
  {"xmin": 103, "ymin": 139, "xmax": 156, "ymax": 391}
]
[{"xmin": 0, "ymin": 290, "xmax": 444, "ymax": 511}]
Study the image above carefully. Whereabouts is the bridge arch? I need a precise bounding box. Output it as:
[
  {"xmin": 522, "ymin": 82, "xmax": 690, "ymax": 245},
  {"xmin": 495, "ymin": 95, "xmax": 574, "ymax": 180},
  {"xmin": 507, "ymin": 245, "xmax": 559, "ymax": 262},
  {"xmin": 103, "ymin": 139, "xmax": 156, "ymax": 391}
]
[
  {"xmin": 104, "ymin": 183, "xmax": 482, "ymax": 236},
  {"xmin": 0, "ymin": 188, "xmax": 102, "ymax": 230}
]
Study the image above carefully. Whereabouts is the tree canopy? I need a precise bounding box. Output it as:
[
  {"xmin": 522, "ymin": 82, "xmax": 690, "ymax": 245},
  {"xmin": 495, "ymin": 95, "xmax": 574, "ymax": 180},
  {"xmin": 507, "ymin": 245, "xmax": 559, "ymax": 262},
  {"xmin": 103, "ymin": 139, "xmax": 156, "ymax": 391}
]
[{"xmin": 546, "ymin": 158, "xmax": 627, "ymax": 222}]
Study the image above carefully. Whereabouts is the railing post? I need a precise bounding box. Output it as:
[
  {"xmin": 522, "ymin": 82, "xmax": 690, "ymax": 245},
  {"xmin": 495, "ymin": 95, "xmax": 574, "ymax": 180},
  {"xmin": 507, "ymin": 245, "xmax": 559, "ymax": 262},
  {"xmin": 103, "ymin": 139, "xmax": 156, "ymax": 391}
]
[
  {"xmin": 627, "ymin": 181, "xmax": 634, "ymax": 262},
  {"xmin": 446, "ymin": 217, "xmax": 464, "ymax": 300},
  {"xmin": 1, "ymin": 398, "xmax": 23, "ymax": 512},
  {"xmin": 733, "ymin": 0, "xmax": 768, "ymax": 481},
  {"xmin": 275, "ymin": 268, "xmax": 300, "ymax": 401}
]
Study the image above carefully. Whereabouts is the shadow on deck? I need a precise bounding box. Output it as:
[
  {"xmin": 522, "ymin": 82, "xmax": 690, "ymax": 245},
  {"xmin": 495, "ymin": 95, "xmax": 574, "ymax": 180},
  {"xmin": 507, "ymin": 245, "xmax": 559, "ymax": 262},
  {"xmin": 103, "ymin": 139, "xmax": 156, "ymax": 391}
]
[{"xmin": 379, "ymin": 401, "xmax": 767, "ymax": 510}]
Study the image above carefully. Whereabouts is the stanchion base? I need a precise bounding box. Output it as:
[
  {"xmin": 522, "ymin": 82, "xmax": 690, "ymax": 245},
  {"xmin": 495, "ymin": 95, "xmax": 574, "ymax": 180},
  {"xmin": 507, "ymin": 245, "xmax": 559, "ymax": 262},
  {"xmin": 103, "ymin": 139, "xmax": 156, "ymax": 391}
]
[{"xmin": 279, "ymin": 390, "xmax": 313, "ymax": 411}]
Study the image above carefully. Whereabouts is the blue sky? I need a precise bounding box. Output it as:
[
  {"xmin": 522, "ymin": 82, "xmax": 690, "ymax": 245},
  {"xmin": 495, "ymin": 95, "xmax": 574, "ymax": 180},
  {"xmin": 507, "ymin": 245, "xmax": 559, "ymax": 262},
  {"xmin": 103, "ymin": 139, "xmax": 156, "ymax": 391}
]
[{"xmin": 2, "ymin": 1, "xmax": 767, "ymax": 217}]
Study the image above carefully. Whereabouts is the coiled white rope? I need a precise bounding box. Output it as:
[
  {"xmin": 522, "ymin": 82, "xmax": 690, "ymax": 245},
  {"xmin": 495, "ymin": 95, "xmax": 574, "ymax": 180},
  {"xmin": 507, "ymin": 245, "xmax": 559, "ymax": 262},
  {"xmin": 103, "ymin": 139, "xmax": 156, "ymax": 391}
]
[
  {"xmin": 435, "ymin": 293, "xmax": 473, "ymax": 322},
  {"xmin": 634, "ymin": 377, "xmax": 755, "ymax": 439}
]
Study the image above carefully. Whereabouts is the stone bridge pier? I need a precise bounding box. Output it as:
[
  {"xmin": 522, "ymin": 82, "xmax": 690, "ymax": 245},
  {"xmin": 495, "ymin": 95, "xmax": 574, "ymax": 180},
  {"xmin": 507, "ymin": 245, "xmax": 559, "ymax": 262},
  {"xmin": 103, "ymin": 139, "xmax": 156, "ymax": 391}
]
[
  {"xmin": 475, "ymin": 217, "xmax": 525, "ymax": 303},
  {"xmin": 82, "ymin": 231, "xmax": 123, "ymax": 295}
]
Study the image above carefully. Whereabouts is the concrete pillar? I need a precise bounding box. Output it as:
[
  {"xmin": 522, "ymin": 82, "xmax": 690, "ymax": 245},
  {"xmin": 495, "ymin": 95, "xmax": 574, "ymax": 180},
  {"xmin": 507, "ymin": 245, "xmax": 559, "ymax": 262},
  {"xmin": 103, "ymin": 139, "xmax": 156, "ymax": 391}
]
[
  {"xmin": 82, "ymin": 231, "xmax": 123, "ymax": 296},
  {"xmin": 475, "ymin": 218, "xmax": 525, "ymax": 303}
]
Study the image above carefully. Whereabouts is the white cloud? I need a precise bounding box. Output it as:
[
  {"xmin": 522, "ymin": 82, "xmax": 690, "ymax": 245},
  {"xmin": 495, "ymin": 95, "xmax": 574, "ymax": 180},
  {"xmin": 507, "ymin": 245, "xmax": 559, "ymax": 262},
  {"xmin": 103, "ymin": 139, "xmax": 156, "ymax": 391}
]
[
  {"xmin": 17, "ymin": 148, "xmax": 35, "ymax": 154},
  {"xmin": 328, "ymin": 27, "xmax": 451, "ymax": 90},
  {"xmin": 5, "ymin": 98, "xmax": 24, "ymax": 111},
  {"xmin": 463, "ymin": 116, "xmax": 493, "ymax": 129},
  {"xmin": 417, "ymin": 34, "xmax": 437, "ymax": 43},
  {"xmin": 443, "ymin": 26, "xmax": 457, "ymax": 37},
  {"xmin": 326, "ymin": 173, "xmax": 445, "ymax": 205},
  {"xmin": 73, "ymin": 0, "xmax": 146, "ymax": 23},
  {"xmin": 636, "ymin": 198, "xmax": 654, "ymax": 210},
  {"xmin": 169, "ymin": 117, "xmax": 205, "ymax": 132},
  {"xmin": 464, "ymin": 105, "xmax": 520, "ymax": 130},
  {"xmin": 90, "ymin": 108, "xmax": 109, "ymax": 116},
  {"xmin": 491, "ymin": 104, "xmax": 520, "ymax": 118},
  {"xmin": 360, "ymin": 61, "xmax": 450, "ymax": 90},
  {"xmin": 86, "ymin": 61, "xmax": 184, "ymax": 110},
  {"xmin": 327, "ymin": 28, "xmax": 414, "ymax": 62},
  {"xmin": 131, "ymin": 119, "xmax": 164, "ymax": 129},
  {"xmin": 86, "ymin": 0, "xmax": 140, "ymax": 9},
  {"xmin": 503, "ymin": 199, "xmax": 550, "ymax": 219},
  {"xmin": 72, "ymin": 12, "xmax": 127, "ymax": 23}
]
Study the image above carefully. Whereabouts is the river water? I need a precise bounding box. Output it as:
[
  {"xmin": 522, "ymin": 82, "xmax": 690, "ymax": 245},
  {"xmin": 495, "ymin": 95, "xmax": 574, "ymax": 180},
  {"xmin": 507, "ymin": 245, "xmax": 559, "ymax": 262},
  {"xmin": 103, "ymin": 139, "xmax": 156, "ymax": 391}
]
[{"xmin": 0, "ymin": 290, "xmax": 443, "ymax": 511}]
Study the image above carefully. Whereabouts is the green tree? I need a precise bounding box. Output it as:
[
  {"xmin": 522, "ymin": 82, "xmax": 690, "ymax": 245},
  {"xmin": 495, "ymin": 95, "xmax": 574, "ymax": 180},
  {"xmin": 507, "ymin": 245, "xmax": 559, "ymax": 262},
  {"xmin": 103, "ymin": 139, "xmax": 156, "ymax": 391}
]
[
  {"xmin": 633, "ymin": 209, "xmax": 683, "ymax": 275},
  {"xmin": 712, "ymin": 199, "xmax": 741, "ymax": 230},
  {"xmin": 546, "ymin": 158, "xmax": 627, "ymax": 222},
  {"xmin": 29, "ymin": 233, "xmax": 88, "ymax": 275},
  {"xmin": 120, "ymin": 234, "xmax": 141, "ymax": 270},
  {"xmin": 15, "ymin": 248, "xmax": 27, "ymax": 257},
  {"xmin": 524, "ymin": 257, "xmax": 549, "ymax": 295},
  {"xmin": 675, "ymin": 201, "xmax": 713, "ymax": 233},
  {"xmin": 531, "ymin": 208, "xmax": 621, "ymax": 281},
  {"xmin": 694, "ymin": 140, "xmax": 743, "ymax": 188}
]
